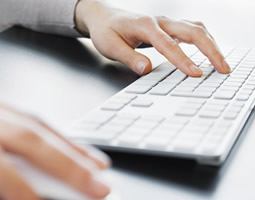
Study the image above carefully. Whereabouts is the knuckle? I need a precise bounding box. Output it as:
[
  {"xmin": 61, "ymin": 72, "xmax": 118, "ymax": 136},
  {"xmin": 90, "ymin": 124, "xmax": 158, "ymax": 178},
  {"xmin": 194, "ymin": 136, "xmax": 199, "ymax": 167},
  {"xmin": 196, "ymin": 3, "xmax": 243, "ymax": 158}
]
[
  {"xmin": 154, "ymin": 33, "xmax": 179, "ymax": 54},
  {"xmin": 70, "ymin": 162, "xmax": 92, "ymax": 183},
  {"xmin": 26, "ymin": 113, "xmax": 42, "ymax": 124},
  {"xmin": 79, "ymin": 168, "xmax": 92, "ymax": 181},
  {"xmin": 196, "ymin": 21, "xmax": 206, "ymax": 28},
  {"xmin": 167, "ymin": 39, "xmax": 179, "ymax": 50},
  {"xmin": 18, "ymin": 129, "xmax": 41, "ymax": 143},
  {"xmin": 156, "ymin": 15, "xmax": 170, "ymax": 22},
  {"xmin": 137, "ymin": 15, "xmax": 155, "ymax": 27},
  {"xmin": 192, "ymin": 25, "xmax": 206, "ymax": 38},
  {"xmin": 156, "ymin": 16, "xmax": 172, "ymax": 28}
]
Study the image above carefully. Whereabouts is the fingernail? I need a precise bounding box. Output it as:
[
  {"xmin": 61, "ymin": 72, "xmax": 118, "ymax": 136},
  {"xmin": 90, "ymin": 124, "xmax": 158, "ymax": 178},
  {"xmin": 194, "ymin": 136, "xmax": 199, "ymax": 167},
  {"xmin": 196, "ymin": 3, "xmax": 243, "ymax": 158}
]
[
  {"xmin": 190, "ymin": 64, "xmax": 202, "ymax": 76},
  {"xmin": 136, "ymin": 61, "xmax": 147, "ymax": 74},
  {"xmin": 88, "ymin": 148, "xmax": 112, "ymax": 168},
  {"xmin": 90, "ymin": 178, "xmax": 110, "ymax": 197},
  {"xmin": 222, "ymin": 60, "xmax": 231, "ymax": 73}
]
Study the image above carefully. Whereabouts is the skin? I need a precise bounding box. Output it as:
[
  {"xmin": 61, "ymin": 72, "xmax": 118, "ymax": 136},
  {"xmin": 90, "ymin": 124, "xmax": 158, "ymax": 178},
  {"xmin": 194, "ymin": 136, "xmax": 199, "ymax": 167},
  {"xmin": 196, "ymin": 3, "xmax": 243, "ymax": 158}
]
[
  {"xmin": 0, "ymin": 104, "xmax": 111, "ymax": 200},
  {"xmin": 0, "ymin": 0, "xmax": 232, "ymax": 199},
  {"xmin": 75, "ymin": 0, "xmax": 231, "ymax": 77}
]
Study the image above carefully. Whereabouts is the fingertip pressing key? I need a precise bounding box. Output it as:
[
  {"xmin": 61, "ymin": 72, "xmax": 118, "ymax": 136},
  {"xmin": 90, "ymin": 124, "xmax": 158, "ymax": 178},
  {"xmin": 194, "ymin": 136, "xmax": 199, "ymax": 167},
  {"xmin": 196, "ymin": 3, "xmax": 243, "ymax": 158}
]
[
  {"xmin": 189, "ymin": 64, "xmax": 203, "ymax": 77},
  {"xmin": 215, "ymin": 59, "xmax": 231, "ymax": 74},
  {"xmin": 221, "ymin": 59, "xmax": 231, "ymax": 74},
  {"xmin": 211, "ymin": 55, "xmax": 231, "ymax": 74}
]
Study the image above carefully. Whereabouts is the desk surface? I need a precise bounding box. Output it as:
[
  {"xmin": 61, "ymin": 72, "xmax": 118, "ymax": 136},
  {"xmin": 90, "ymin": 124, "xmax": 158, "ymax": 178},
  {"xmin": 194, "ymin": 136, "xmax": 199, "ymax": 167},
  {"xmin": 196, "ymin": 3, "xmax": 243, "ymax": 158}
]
[{"xmin": 1, "ymin": 0, "xmax": 255, "ymax": 199}]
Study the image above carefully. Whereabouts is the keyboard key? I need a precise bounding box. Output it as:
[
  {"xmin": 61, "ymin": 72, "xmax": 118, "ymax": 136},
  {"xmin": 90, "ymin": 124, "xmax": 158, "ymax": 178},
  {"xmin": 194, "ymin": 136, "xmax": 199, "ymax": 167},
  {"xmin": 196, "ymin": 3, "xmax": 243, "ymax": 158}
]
[
  {"xmin": 180, "ymin": 103, "xmax": 202, "ymax": 110},
  {"xmin": 232, "ymin": 101, "xmax": 245, "ymax": 107},
  {"xmin": 134, "ymin": 79, "xmax": 159, "ymax": 87},
  {"xmin": 184, "ymin": 77, "xmax": 205, "ymax": 84},
  {"xmin": 202, "ymin": 104, "xmax": 226, "ymax": 112},
  {"xmin": 101, "ymin": 102, "xmax": 125, "ymax": 111},
  {"xmin": 131, "ymin": 98, "xmax": 153, "ymax": 107},
  {"xmin": 192, "ymin": 91, "xmax": 213, "ymax": 98},
  {"xmin": 230, "ymin": 73, "xmax": 249, "ymax": 79},
  {"xmin": 186, "ymin": 98, "xmax": 207, "ymax": 105},
  {"xmin": 164, "ymin": 70, "xmax": 186, "ymax": 83},
  {"xmin": 100, "ymin": 123, "xmax": 126, "ymax": 134},
  {"xmin": 214, "ymin": 89, "xmax": 236, "ymax": 100},
  {"xmin": 164, "ymin": 116, "xmax": 190, "ymax": 125},
  {"xmin": 175, "ymin": 108, "xmax": 198, "ymax": 116},
  {"xmin": 236, "ymin": 93, "xmax": 251, "ymax": 101},
  {"xmin": 199, "ymin": 110, "xmax": 222, "ymax": 118},
  {"xmin": 175, "ymin": 86, "xmax": 195, "ymax": 92},
  {"xmin": 152, "ymin": 128, "xmax": 179, "ymax": 136},
  {"xmin": 195, "ymin": 87, "xmax": 216, "ymax": 93},
  {"xmin": 153, "ymin": 62, "xmax": 176, "ymax": 74},
  {"xmin": 207, "ymin": 99, "xmax": 229, "ymax": 106},
  {"xmin": 144, "ymin": 136, "xmax": 172, "ymax": 149},
  {"xmin": 219, "ymin": 85, "xmax": 240, "ymax": 92},
  {"xmin": 200, "ymin": 142, "xmax": 220, "ymax": 155},
  {"xmin": 80, "ymin": 111, "xmax": 115, "ymax": 124},
  {"xmin": 142, "ymin": 62, "xmax": 175, "ymax": 81},
  {"xmin": 192, "ymin": 118, "xmax": 215, "ymax": 127},
  {"xmin": 110, "ymin": 117, "xmax": 134, "ymax": 126},
  {"xmin": 210, "ymin": 73, "xmax": 229, "ymax": 80},
  {"xmin": 182, "ymin": 125, "xmax": 209, "ymax": 133},
  {"xmin": 118, "ymin": 113, "xmax": 139, "ymax": 119},
  {"xmin": 73, "ymin": 123, "xmax": 100, "ymax": 131},
  {"xmin": 173, "ymin": 140, "xmax": 199, "ymax": 152},
  {"xmin": 106, "ymin": 98, "xmax": 132, "ymax": 105},
  {"xmin": 133, "ymin": 119, "xmax": 159, "ymax": 130},
  {"xmin": 177, "ymin": 132, "xmax": 204, "ymax": 142},
  {"xmin": 82, "ymin": 131, "xmax": 118, "ymax": 144},
  {"xmin": 117, "ymin": 135, "xmax": 144, "ymax": 147},
  {"xmin": 171, "ymin": 90, "xmax": 193, "ymax": 97},
  {"xmin": 116, "ymin": 93, "xmax": 137, "ymax": 99},
  {"xmin": 243, "ymin": 84, "xmax": 255, "ymax": 90},
  {"xmin": 222, "ymin": 81, "xmax": 243, "ymax": 87},
  {"xmin": 149, "ymin": 84, "xmax": 176, "ymax": 95},
  {"xmin": 140, "ymin": 115, "xmax": 165, "ymax": 122},
  {"xmin": 224, "ymin": 111, "xmax": 239, "ymax": 120},
  {"xmin": 124, "ymin": 127, "xmax": 150, "ymax": 136},
  {"xmin": 201, "ymin": 82, "xmax": 221, "ymax": 88},
  {"xmin": 156, "ymin": 124, "xmax": 183, "ymax": 134},
  {"xmin": 240, "ymin": 89, "xmax": 253, "ymax": 95},
  {"xmin": 126, "ymin": 85, "xmax": 152, "ymax": 94}
]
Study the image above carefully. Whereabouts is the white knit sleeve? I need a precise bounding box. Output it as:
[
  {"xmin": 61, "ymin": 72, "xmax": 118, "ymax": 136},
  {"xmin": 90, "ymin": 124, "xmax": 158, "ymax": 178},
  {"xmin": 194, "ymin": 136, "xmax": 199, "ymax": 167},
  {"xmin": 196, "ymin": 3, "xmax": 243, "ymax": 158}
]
[{"xmin": 0, "ymin": 0, "xmax": 81, "ymax": 37}]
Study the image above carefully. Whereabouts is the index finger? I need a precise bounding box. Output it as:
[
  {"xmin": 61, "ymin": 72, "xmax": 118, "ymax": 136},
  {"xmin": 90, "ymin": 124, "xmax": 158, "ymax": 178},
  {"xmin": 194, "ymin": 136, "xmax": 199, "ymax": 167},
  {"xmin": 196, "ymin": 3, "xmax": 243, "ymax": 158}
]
[
  {"xmin": 157, "ymin": 18, "xmax": 231, "ymax": 74},
  {"xmin": 139, "ymin": 20, "xmax": 203, "ymax": 77}
]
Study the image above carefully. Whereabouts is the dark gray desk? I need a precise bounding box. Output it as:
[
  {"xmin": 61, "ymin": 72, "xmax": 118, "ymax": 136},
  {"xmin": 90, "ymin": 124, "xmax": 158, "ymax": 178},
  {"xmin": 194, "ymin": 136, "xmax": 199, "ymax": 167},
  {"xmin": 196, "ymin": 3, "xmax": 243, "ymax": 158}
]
[{"xmin": 0, "ymin": 0, "xmax": 255, "ymax": 199}]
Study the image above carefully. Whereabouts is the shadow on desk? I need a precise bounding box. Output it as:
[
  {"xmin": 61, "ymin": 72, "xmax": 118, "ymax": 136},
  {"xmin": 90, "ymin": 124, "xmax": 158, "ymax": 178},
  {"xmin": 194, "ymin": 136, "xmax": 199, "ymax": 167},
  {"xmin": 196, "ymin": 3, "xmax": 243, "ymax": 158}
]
[
  {"xmin": 0, "ymin": 27, "xmax": 139, "ymax": 90},
  {"xmin": 109, "ymin": 152, "xmax": 220, "ymax": 193}
]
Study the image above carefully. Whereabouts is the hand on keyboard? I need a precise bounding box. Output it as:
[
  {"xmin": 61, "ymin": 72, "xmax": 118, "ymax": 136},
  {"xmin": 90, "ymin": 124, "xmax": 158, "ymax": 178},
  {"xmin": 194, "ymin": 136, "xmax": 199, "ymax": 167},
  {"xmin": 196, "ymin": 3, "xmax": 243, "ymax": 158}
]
[
  {"xmin": 0, "ymin": 104, "xmax": 110, "ymax": 200},
  {"xmin": 75, "ymin": 0, "xmax": 230, "ymax": 76}
]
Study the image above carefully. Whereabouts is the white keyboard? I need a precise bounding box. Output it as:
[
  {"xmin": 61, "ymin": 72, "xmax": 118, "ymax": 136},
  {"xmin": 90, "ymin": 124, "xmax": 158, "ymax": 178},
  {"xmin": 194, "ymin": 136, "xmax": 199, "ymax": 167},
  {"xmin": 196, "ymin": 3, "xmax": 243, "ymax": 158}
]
[{"xmin": 70, "ymin": 47, "xmax": 255, "ymax": 165}]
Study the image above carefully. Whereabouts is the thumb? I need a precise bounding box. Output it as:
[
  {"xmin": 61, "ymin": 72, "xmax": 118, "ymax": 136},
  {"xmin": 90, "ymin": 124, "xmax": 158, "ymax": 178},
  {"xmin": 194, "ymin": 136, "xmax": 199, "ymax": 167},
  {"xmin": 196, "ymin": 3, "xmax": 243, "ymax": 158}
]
[{"xmin": 108, "ymin": 36, "xmax": 152, "ymax": 75}]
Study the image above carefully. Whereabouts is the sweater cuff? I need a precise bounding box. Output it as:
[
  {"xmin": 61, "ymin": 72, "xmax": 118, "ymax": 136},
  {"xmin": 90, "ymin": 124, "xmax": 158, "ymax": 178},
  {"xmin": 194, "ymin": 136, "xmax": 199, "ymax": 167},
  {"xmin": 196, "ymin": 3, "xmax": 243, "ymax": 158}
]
[
  {"xmin": 37, "ymin": 0, "xmax": 81, "ymax": 37},
  {"xmin": 19, "ymin": 0, "xmax": 82, "ymax": 37}
]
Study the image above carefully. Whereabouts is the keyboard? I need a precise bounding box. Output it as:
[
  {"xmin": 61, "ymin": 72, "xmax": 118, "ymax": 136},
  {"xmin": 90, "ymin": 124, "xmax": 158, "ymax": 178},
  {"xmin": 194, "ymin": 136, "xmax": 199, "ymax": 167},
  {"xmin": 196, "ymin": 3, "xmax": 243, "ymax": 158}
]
[{"xmin": 70, "ymin": 47, "xmax": 255, "ymax": 165}]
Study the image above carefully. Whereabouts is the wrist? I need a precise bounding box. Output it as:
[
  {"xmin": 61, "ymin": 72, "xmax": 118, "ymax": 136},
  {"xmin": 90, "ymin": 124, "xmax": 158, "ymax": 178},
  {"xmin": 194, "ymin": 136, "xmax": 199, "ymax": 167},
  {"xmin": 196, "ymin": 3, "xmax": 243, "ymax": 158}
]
[{"xmin": 75, "ymin": 0, "xmax": 106, "ymax": 35}]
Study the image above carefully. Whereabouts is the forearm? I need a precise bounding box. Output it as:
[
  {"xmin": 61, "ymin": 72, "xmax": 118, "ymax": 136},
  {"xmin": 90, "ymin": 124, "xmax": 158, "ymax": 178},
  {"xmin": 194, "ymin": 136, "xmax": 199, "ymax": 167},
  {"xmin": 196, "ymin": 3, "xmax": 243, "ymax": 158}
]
[{"xmin": 0, "ymin": 0, "xmax": 81, "ymax": 37}]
